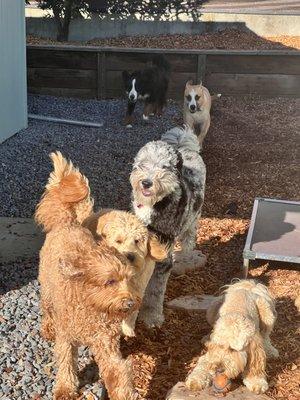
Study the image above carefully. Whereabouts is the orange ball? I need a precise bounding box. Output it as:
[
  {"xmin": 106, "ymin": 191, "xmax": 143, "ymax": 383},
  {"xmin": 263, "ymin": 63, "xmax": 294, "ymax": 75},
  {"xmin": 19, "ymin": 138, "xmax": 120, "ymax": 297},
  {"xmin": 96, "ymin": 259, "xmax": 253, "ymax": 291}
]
[{"xmin": 212, "ymin": 373, "xmax": 232, "ymax": 393}]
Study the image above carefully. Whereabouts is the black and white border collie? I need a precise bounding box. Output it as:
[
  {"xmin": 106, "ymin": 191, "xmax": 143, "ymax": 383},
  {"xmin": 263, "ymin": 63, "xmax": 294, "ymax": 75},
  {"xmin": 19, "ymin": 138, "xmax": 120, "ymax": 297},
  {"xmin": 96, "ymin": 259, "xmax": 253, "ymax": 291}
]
[{"xmin": 122, "ymin": 55, "xmax": 171, "ymax": 128}]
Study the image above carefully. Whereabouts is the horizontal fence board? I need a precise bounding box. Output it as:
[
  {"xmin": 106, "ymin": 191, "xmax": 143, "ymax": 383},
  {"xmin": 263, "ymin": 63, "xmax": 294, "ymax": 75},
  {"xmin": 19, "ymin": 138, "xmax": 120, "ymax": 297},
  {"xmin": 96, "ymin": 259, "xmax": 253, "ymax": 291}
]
[
  {"xmin": 169, "ymin": 72, "xmax": 197, "ymax": 98},
  {"xmin": 28, "ymin": 86, "xmax": 97, "ymax": 99},
  {"xmin": 105, "ymin": 70, "xmax": 196, "ymax": 99},
  {"xmin": 26, "ymin": 47, "xmax": 300, "ymax": 99},
  {"xmin": 27, "ymin": 49, "xmax": 97, "ymax": 69},
  {"xmin": 105, "ymin": 52, "xmax": 197, "ymax": 73},
  {"xmin": 28, "ymin": 68, "xmax": 97, "ymax": 89},
  {"xmin": 165, "ymin": 54, "xmax": 198, "ymax": 73},
  {"xmin": 207, "ymin": 55, "xmax": 300, "ymax": 75},
  {"xmin": 27, "ymin": 45, "xmax": 300, "ymax": 56},
  {"xmin": 105, "ymin": 52, "xmax": 152, "ymax": 71},
  {"xmin": 206, "ymin": 73, "xmax": 300, "ymax": 95}
]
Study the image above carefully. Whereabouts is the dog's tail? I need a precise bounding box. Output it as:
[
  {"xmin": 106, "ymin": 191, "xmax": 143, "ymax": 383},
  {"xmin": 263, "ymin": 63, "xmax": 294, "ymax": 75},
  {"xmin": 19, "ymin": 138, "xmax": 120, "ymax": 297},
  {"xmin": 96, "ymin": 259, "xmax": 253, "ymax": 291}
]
[
  {"xmin": 211, "ymin": 93, "xmax": 222, "ymax": 101},
  {"xmin": 162, "ymin": 125, "xmax": 200, "ymax": 153},
  {"xmin": 152, "ymin": 54, "xmax": 171, "ymax": 73},
  {"xmin": 35, "ymin": 152, "xmax": 94, "ymax": 232}
]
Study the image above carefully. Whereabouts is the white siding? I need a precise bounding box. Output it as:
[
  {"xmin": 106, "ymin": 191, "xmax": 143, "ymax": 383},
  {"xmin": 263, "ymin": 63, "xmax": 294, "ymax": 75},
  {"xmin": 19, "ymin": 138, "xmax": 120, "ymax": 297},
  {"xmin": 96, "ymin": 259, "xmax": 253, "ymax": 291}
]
[{"xmin": 0, "ymin": 0, "xmax": 27, "ymax": 143}]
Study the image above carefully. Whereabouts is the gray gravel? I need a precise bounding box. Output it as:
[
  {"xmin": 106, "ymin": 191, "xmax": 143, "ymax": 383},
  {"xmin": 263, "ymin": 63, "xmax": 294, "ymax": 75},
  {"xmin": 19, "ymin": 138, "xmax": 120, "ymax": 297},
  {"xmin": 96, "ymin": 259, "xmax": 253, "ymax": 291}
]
[
  {"xmin": 0, "ymin": 257, "xmax": 107, "ymax": 399},
  {"xmin": 0, "ymin": 95, "xmax": 179, "ymax": 399},
  {"xmin": 0, "ymin": 94, "xmax": 180, "ymax": 218}
]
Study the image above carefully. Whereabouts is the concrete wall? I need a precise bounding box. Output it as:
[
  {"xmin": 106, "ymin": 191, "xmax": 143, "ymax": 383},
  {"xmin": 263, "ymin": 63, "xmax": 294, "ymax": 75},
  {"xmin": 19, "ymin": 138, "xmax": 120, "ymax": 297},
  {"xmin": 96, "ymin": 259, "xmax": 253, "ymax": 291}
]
[
  {"xmin": 0, "ymin": 0, "xmax": 27, "ymax": 143},
  {"xmin": 26, "ymin": 13, "xmax": 300, "ymax": 41}
]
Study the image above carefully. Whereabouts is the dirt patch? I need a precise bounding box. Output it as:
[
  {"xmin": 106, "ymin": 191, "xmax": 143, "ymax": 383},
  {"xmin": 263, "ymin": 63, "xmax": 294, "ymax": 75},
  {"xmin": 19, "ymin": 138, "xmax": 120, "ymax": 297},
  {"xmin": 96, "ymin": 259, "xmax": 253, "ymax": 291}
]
[
  {"xmin": 123, "ymin": 96, "xmax": 300, "ymax": 400},
  {"xmin": 27, "ymin": 29, "xmax": 300, "ymax": 50}
]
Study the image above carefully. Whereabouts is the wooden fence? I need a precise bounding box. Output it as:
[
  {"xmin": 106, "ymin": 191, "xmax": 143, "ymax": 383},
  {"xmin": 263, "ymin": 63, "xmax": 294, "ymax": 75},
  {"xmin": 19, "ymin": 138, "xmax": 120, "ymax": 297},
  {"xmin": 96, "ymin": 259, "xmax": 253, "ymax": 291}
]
[{"xmin": 27, "ymin": 46, "xmax": 300, "ymax": 99}]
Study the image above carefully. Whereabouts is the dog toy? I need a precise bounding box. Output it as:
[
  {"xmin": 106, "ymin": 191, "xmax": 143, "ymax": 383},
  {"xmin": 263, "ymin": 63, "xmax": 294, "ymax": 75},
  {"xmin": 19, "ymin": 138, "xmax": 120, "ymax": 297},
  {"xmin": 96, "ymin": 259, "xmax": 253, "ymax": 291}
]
[{"xmin": 212, "ymin": 371, "xmax": 231, "ymax": 396}]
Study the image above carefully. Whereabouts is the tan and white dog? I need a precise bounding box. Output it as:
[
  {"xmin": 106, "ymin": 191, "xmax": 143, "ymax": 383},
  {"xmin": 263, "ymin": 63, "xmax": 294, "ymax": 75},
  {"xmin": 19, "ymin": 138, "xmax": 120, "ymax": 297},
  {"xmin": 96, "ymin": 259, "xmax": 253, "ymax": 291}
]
[{"xmin": 183, "ymin": 80, "xmax": 221, "ymax": 149}]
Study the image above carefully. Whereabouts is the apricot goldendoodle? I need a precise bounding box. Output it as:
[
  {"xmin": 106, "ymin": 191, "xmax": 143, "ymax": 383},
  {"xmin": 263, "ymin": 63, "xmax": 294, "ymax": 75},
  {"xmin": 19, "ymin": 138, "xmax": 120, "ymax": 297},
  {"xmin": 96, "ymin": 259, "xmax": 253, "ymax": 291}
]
[
  {"xmin": 186, "ymin": 280, "xmax": 279, "ymax": 394},
  {"xmin": 84, "ymin": 209, "xmax": 168, "ymax": 337},
  {"xmin": 35, "ymin": 152, "xmax": 140, "ymax": 400}
]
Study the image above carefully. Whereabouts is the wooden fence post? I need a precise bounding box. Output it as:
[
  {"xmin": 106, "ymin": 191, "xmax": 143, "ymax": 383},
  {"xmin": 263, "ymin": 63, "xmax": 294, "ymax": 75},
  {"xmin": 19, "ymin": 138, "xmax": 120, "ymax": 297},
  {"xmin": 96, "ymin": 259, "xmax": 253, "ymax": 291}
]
[
  {"xmin": 197, "ymin": 54, "xmax": 206, "ymax": 84},
  {"xmin": 97, "ymin": 51, "xmax": 106, "ymax": 99}
]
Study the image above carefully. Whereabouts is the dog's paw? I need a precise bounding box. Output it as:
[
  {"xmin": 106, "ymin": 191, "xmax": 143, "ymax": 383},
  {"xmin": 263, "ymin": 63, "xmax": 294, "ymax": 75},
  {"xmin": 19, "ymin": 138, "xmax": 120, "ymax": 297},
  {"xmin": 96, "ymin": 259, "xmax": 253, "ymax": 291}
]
[
  {"xmin": 126, "ymin": 124, "xmax": 133, "ymax": 129},
  {"xmin": 243, "ymin": 377, "xmax": 268, "ymax": 394},
  {"xmin": 121, "ymin": 321, "xmax": 136, "ymax": 337},
  {"xmin": 142, "ymin": 115, "xmax": 151, "ymax": 125},
  {"xmin": 186, "ymin": 374, "xmax": 210, "ymax": 391}
]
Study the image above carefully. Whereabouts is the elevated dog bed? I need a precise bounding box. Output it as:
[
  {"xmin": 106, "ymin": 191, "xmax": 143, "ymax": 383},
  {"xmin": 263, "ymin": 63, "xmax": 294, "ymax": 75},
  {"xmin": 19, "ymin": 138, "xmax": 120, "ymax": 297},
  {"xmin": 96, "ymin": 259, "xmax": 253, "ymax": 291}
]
[{"xmin": 243, "ymin": 198, "xmax": 300, "ymax": 276}]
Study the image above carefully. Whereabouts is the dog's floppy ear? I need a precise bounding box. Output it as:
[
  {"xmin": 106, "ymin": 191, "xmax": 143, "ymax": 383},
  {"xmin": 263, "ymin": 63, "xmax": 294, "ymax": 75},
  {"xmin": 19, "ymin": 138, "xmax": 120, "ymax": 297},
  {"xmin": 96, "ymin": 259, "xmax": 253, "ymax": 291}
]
[
  {"xmin": 247, "ymin": 332, "xmax": 266, "ymax": 377},
  {"xmin": 148, "ymin": 233, "xmax": 169, "ymax": 261},
  {"xmin": 218, "ymin": 313, "xmax": 255, "ymax": 351},
  {"xmin": 211, "ymin": 314, "xmax": 255, "ymax": 351},
  {"xmin": 94, "ymin": 209, "xmax": 114, "ymax": 238},
  {"xmin": 227, "ymin": 315, "xmax": 256, "ymax": 351},
  {"xmin": 58, "ymin": 258, "xmax": 84, "ymax": 279},
  {"xmin": 122, "ymin": 70, "xmax": 129, "ymax": 83}
]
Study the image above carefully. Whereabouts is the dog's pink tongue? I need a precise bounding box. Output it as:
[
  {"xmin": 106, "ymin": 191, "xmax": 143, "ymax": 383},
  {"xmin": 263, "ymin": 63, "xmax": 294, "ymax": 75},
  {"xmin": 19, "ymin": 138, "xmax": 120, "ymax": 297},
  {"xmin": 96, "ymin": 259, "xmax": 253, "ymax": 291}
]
[{"xmin": 142, "ymin": 190, "xmax": 151, "ymax": 197}]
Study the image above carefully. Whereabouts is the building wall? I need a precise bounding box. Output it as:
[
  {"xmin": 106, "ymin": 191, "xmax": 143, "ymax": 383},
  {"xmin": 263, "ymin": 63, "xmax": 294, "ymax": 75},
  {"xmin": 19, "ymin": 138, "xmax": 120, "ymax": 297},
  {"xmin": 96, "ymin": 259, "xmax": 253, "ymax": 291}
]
[
  {"xmin": 0, "ymin": 0, "xmax": 27, "ymax": 143},
  {"xmin": 25, "ymin": 13, "xmax": 300, "ymax": 41}
]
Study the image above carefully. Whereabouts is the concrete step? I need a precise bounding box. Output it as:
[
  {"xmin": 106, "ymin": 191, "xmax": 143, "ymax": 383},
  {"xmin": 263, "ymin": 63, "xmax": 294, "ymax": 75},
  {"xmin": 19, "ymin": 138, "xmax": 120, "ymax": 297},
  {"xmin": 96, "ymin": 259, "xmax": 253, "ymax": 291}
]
[{"xmin": 0, "ymin": 218, "xmax": 44, "ymax": 263}]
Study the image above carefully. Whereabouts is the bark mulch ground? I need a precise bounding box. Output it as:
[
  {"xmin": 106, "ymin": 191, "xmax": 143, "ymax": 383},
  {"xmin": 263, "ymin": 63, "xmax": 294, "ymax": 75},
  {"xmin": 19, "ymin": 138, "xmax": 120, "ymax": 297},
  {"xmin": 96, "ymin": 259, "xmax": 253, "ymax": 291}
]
[
  {"xmin": 2, "ymin": 94, "xmax": 298, "ymax": 399},
  {"xmin": 123, "ymin": 96, "xmax": 300, "ymax": 400},
  {"xmin": 27, "ymin": 29, "xmax": 300, "ymax": 50}
]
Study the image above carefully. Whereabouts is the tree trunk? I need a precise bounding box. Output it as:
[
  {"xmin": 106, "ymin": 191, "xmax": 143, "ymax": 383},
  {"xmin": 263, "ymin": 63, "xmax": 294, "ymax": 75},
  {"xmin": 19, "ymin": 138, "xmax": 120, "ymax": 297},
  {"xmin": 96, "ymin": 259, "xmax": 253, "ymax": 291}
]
[
  {"xmin": 52, "ymin": 4, "xmax": 63, "ymax": 40},
  {"xmin": 53, "ymin": 0, "xmax": 73, "ymax": 42},
  {"xmin": 56, "ymin": 22, "xmax": 70, "ymax": 42}
]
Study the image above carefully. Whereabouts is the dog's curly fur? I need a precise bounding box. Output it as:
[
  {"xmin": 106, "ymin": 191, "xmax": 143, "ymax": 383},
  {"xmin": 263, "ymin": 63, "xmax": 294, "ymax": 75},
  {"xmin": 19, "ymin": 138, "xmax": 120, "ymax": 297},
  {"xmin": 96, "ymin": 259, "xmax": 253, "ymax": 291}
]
[
  {"xmin": 36, "ymin": 152, "xmax": 141, "ymax": 400},
  {"xmin": 83, "ymin": 209, "xmax": 168, "ymax": 337},
  {"xmin": 186, "ymin": 280, "xmax": 279, "ymax": 394},
  {"xmin": 130, "ymin": 126, "xmax": 206, "ymax": 327}
]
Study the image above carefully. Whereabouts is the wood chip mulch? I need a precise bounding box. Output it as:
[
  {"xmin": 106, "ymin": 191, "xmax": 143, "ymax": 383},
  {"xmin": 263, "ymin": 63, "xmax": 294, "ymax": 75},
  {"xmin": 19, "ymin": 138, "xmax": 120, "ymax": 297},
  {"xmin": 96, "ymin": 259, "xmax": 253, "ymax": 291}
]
[
  {"xmin": 120, "ymin": 96, "xmax": 300, "ymax": 400},
  {"xmin": 27, "ymin": 29, "xmax": 300, "ymax": 50}
]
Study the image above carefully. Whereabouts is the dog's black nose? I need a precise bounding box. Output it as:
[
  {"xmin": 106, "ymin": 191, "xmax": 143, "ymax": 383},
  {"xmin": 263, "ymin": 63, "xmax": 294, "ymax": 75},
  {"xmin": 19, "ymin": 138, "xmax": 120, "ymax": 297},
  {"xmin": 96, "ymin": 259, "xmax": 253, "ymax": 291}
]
[
  {"xmin": 126, "ymin": 253, "xmax": 135, "ymax": 263},
  {"xmin": 129, "ymin": 94, "xmax": 135, "ymax": 101},
  {"xmin": 142, "ymin": 179, "xmax": 153, "ymax": 189},
  {"xmin": 190, "ymin": 104, "xmax": 196, "ymax": 111}
]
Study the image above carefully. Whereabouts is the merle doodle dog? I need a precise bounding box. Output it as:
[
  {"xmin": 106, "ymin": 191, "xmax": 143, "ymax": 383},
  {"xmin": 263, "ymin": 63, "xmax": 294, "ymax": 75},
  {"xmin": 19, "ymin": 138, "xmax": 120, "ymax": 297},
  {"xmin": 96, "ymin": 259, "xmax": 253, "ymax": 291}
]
[{"xmin": 130, "ymin": 126, "xmax": 206, "ymax": 327}]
